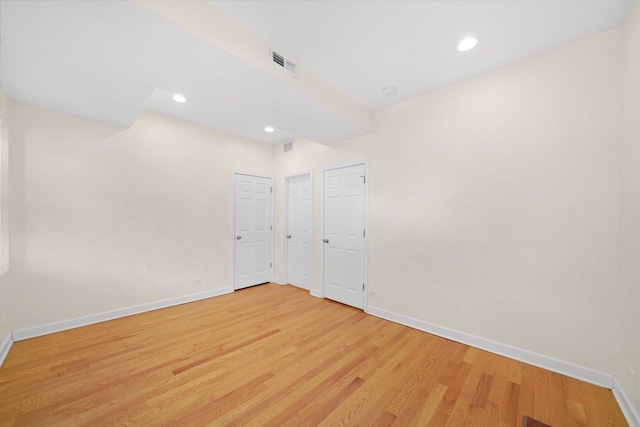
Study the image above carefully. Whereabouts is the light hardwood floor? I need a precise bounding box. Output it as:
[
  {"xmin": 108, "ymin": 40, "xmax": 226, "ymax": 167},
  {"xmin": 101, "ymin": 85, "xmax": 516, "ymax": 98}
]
[{"xmin": 0, "ymin": 283, "xmax": 627, "ymax": 426}]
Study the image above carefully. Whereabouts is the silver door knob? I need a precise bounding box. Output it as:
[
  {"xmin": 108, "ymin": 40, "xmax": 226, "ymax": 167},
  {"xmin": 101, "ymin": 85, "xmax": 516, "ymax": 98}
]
[
  {"xmin": 236, "ymin": 236, "xmax": 242, "ymax": 240},
  {"xmin": 287, "ymin": 235, "xmax": 292, "ymax": 239},
  {"xmin": 323, "ymin": 238, "xmax": 329, "ymax": 243}
]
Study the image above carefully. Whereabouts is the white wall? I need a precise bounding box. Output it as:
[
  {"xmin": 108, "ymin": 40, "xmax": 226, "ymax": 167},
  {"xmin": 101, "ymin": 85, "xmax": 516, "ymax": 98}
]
[
  {"xmin": 0, "ymin": 88, "xmax": 10, "ymax": 341},
  {"xmin": 277, "ymin": 30, "xmax": 622, "ymax": 375},
  {"xmin": 619, "ymin": 0, "xmax": 640, "ymax": 409},
  {"xmin": 1, "ymin": 102, "xmax": 273, "ymax": 331},
  {"xmin": 0, "ymin": 91, "xmax": 8, "ymax": 124}
]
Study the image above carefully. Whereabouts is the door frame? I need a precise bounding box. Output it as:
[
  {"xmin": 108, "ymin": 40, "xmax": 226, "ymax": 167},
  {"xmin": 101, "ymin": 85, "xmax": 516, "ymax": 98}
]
[
  {"xmin": 321, "ymin": 160, "xmax": 369, "ymax": 309},
  {"xmin": 282, "ymin": 170, "xmax": 314, "ymax": 291},
  {"xmin": 231, "ymin": 170, "xmax": 275, "ymax": 291}
]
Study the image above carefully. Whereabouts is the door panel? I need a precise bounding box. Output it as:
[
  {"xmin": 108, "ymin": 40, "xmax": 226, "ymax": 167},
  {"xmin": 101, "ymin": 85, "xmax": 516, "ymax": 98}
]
[
  {"xmin": 287, "ymin": 174, "xmax": 312, "ymax": 289},
  {"xmin": 323, "ymin": 164, "xmax": 365, "ymax": 309},
  {"xmin": 234, "ymin": 174, "xmax": 273, "ymax": 290}
]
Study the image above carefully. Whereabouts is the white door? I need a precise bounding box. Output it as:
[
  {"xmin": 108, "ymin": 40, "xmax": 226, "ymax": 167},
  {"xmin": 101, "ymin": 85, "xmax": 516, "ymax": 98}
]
[
  {"xmin": 287, "ymin": 174, "xmax": 312, "ymax": 289},
  {"xmin": 323, "ymin": 164, "xmax": 366, "ymax": 309},
  {"xmin": 234, "ymin": 173, "xmax": 273, "ymax": 290}
]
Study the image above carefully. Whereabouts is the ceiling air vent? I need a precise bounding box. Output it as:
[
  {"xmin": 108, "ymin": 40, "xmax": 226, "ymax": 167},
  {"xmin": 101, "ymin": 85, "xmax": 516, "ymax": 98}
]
[
  {"xmin": 270, "ymin": 49, "xmax": 298, "ymax": 78},
  {"xmin": 284, "ymin": 141, "xmax": 293, "ymax": 152}
]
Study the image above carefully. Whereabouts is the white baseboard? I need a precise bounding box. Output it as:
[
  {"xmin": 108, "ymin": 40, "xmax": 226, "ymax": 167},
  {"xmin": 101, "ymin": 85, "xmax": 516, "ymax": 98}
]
[
  {"xmin": 272, "ymin": 277, "xmax": 286, "ymax": 285},
  {"xmin": 12, "ymin": 287, "xmax": 233, "ymax": 341},
  {"xmin": 613, "ymin": 377, "xmax": 640, "ymax": 427},
  {"xmin": 365, "ymin": 306, "xmax": 614, "ymax": 389},
  {"xmin": 310, "ymin": 289, "xmax": 322, "ymax": 298},
  {"xmin": 0, "ymin": 332, "xmax": 12, "ymax": 367}
]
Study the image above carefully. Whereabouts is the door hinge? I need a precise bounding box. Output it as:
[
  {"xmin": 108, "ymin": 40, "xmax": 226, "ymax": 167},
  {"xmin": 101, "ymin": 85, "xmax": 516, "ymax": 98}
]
[
  {"xmin": 363, "ymin": 229, "xmax": 365, "ymax": 237},
  {"xmin": 362, "ymin": 175, "xmax": 366, "ymax": 184},
  {"xmin": 363, "ymin": 283, "xmax": 365, "ymax": 290},
  {"xmin": 270, "ymin": 186, "xmax": 273, "ymax": 193},
  {"xmin": 270, "ymin": 262, "xmax": 272, "ymax": 268},
  {"xmin": 270, "ymin": 225, "xmax": 273, "ymax": 231}
]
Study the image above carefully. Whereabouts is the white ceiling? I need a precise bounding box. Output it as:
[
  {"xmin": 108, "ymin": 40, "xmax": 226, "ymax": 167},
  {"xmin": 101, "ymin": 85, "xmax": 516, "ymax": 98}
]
[
  {"xmin": 214, "ymin": 0, "xmax": 634, "ymax": 110},
  {"xmin": 0, "ymin": 0, "xmax": 370, "ymax": 144},
  {"xmin": 0, "ymin": 0, "xmax": 634, "ymax": 144}
]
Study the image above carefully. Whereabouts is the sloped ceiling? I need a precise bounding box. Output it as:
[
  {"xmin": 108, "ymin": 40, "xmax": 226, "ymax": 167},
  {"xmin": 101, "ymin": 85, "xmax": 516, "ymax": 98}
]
[
  {"xmin": 0, "ymin": 0, "xmax": 633, "ymax": 144},
  {"xmin": 215, "ymin": 0, "xmax": 634, "ymax": 110}
]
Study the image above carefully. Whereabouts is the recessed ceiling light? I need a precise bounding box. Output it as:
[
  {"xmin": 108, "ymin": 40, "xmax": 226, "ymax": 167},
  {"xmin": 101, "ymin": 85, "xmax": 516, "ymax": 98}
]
[
  {"xmin": 382, "ymin": 87, "xmax": 396, "ymax": 96},
  {"xmin": 172, "ymin": 94, "xmax": 186, "ymax": 103},
  {"xmin": 457, "ymin": 37, "xmax": 478, "ymax": 52},
  {"xmin": 265, "ymin": 126, "xmax": 275, "ymax": 133}
]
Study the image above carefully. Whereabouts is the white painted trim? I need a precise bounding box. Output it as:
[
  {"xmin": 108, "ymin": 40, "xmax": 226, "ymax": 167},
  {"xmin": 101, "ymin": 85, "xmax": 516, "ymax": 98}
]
[
  {"xmin": 366, "ymin": 305, "xmax": 614, "ymax": 389},
  {"xmin": 321, "ymin": 160, "xmax": 368, "ymax": 309},
  {"xmin": 363, "ymin": 162, "xmax": 369, "ymax": 310},
  {"xmin": 318, "ymin": 165, "xmax": 325, "ymax": 298},
  {"xmin": 281, "ymin": 173, "xmax": 288, "ymax": 287},
  {"xmin": 310, "ymin": 289, "xmax": 322, "ymax": 298},
  {"xmin": 282, "ymin": 170, "xmax": 313, "ymax": 292},
  {"xmin": 231, "ymin": 171, "xmax": 275, "ymax": 291},
  {"xmin": 272, "ymin": 277, "xmax": 286, "ymax": 285},
  {"xmin": 613, "ymin": 376, "xmax": 640, "ymax": 427},
  {"xmin": 230, "ymin": 172, "xmax": 237, "ymax": 290},
  {"xmin": 0, "ymin": 125, "xmax": 9, "ymax": 277},
  {"xmin": 321, "ymin": 160, "xmax": 368, "ymax": 173},
  {"xmin": 13, "ymin": 287, "xmax": 233, "ymax": 341},
  {"xmin": 283, "ymin": 169, "xmax": 315, "ymax": 179},
  {"xmin": 232, "ymin": 170, "xmax": 273, "ymax": 180},
  {"xmin": 0, "ymin": 331, "xmax": 12, "ymax": 367}
]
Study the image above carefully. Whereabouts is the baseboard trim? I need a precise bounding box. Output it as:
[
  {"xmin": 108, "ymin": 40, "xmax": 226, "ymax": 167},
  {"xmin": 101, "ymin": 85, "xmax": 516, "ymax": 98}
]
[
  {"xmin": 613, "ymin": 376, "xmax": 640, "ymax": 427},
  {"xmin": 0, "ymin": 332, "xmax": 12, "ymax": 367},
  {"xmin": 310, "ymin": 289, "xmax": 322, "ymax": 298},
  {"xmin": 365, "ymin": 306, "xmax": 614, "ymax": 389},
  {"xmin": 272, "ymin": 278, "xmax": 286, "ymax": 285},
  {"xmin": 12, "ymin": 287, "xmax": 234, "ymax": 342}
]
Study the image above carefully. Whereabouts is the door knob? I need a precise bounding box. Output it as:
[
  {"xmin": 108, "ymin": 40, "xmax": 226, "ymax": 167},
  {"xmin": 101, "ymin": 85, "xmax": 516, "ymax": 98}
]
[
  {"xmin": 323, "ymin": 238, "xmax": 329, "ymax": 243},
  {"xmin": 287, "ymin": 235, "xmax": 292, "ymax": 239},
  {"xmin": 236, "ymin": 236, "xmax": 242, "ymax": 240}
]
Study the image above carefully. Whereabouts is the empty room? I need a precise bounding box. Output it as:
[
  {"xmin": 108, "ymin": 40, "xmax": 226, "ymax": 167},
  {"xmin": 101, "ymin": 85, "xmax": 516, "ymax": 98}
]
[{"xmin": 0, "ymin": 0, "xmax": 639, "ymax": 425}]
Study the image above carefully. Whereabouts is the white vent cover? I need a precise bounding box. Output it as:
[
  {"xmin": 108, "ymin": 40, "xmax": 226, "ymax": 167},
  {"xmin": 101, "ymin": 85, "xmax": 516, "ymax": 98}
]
[
  {"xmin": 270, "ymin": 49, "xmax": 298, "ymax": 78},
  {"xmin": 284, "ymin": 141, "xmax": 293, "ymax": 152}
]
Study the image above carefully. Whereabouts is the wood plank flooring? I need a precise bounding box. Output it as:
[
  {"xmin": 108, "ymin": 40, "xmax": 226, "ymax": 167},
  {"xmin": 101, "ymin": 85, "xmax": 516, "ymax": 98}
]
[{"xmin": 0, "ymin": 283, "xmax": 627, "ymax": 426}]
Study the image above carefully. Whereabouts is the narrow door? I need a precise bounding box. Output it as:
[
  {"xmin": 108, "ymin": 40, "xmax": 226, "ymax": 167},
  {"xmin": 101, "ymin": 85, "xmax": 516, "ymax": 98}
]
[
  {"xmin": 323, "ymin": 164, "xmax": 366, "ymax": 309},
  {"xmin": 234, "ymin": 173, "xmax": 273, "ymax": 290},
  {"xmin": 287, "ymin": 174, "xmax": 312, "ymax": 289}
]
